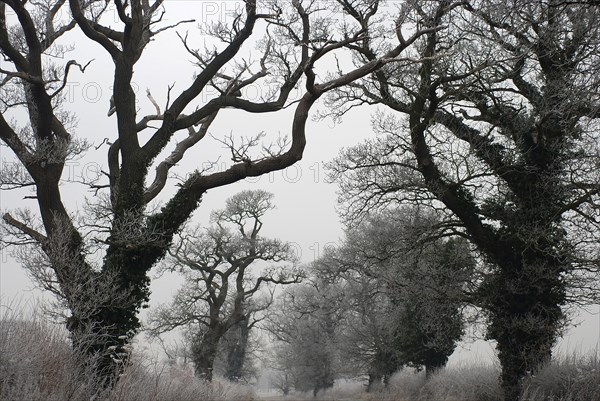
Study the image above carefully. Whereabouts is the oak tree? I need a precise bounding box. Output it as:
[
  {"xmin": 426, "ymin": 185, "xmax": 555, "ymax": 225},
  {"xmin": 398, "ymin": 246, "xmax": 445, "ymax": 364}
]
[
  {"xmin": 267, "ymin": 278, "xmax": 344, "ymax": 396},
  {"xmin": 146, "ymin": 190, "xmax": 300, "ymax": 381},
  {"xmin": 327, "ymin": 1, "xmax": 600, "ymax": 399},
  {"xmin": 0, "ymin": 0, "xmax": 436, "ymax": 384},
  {"xmin": 318, "ymin": 208, "xmax": 474, "ymax": 386}
]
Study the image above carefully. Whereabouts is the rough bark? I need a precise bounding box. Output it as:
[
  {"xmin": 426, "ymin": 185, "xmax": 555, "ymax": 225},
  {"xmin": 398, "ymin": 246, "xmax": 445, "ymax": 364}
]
[
  {"xmin": 0, "ymin": 0, "xmax": 490, "ymax": 389},
  {"xmin": 192, "ymin": 327, "xmax": 225, "ymax": 381},
  {"xmin": 225, "ymin": 318, "xmax": 251, "ymax": 382},
  {"xmin": 328, "ymin": 2, "xmax": 599, "ymax": 400}
]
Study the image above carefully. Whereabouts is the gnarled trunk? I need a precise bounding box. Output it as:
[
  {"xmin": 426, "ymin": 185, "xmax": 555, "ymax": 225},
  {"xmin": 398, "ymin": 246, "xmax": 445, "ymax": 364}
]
[
  {"xmin": 192, "ymin": 328, "xmax": 224, "ymax": 381},
  {"xmin": 485, "ymin": 258, "xmax": 564, "ymax": 401},
  {"xmin": 225, "ymin": 319, "xmax": 250, "ymax": 382}
]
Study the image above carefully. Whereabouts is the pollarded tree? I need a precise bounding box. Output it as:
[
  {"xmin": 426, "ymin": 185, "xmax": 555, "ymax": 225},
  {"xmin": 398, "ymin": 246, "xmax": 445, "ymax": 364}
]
[
  {"xmin": 327, "ymin": 1, "xmax": 600, "ymax": 399},
  {"xmin": 0, "ymin": 0, "xmax": 439, "ymax": 385},
  {"xmin": 146, "ymin": 190, "xmax": 301, "ymax": 381}
]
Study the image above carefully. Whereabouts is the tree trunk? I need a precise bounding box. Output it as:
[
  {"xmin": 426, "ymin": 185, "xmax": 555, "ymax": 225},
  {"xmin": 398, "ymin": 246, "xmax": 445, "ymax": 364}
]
[
  {"xmin": 484, "ymin": 256, "xmax": 563, "ymax": 401},
  {"xmin": 225, "ymin": 319, "xmax": 250, "ymax": 382},
  {"xmin": 313, "ymin": 356, "xmax": 334, "ymax": 397},
  {"xmin": 66, "ymin": 310, "xmax": 130, "ymax": 389},
  {"xmin": 70, "ymin": 247, "xmax": 163, "ymax": 386},
  {"xmin": 493, "ymin": 302, "xmax": 558, "ymax": 400},
  {"xmin": 383, "ymin": 373, "xmax": 392, "ymax": 388},
  {"xmin": 424, "ymin": 363, "xmax": 441, "ymax": 379},
  {"xmin": 192, "ymin": 328, "xmax": 223, "ymax": 381},
  {"xmin": 366, "ymin": 372, "xmax": 382, "ymax": 392}
]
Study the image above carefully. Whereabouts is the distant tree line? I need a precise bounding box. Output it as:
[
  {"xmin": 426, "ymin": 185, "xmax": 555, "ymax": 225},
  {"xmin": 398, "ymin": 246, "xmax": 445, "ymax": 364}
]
[{"xmin": 265, "ymin": 207, "xmax": 475, "ymax": 395}]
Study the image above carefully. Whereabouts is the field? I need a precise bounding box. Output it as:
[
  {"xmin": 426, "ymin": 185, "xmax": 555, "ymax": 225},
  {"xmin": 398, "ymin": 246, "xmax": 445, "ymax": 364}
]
[{"xmin": 1, "ymin": 304, "xmax": 599, "ymax": 401}]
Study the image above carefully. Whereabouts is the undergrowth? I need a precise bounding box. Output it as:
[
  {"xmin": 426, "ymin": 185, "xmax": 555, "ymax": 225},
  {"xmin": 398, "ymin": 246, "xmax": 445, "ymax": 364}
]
[
  {"xmin": 1, "ymin": 300, "xmax": 597, "ymax": 401},
  {"xmin": 0, "ymin": 301, "xmax": 253, "ymax": 401}
]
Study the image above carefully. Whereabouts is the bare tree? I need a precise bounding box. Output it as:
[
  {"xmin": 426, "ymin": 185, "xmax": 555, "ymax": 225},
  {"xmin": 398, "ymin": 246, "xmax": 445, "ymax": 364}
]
[
  {"xmin": 0, "ymin": 0, "xmax": 438, "ymax": 385},
  {"xmin": 217, "ymin": 315, "xmax": 256, "ymax": 382},
  {"xmin": 146, "ymin": 190, "xmax": 301, "ymax": 381},
  {"xmin": 327, "ymin": 1, "xmax": 600, "ymax": 400},
  {"xmin": 266, "ymin": 277, "xmax": 346, "ymax": 397},
  {"xmin": 317, "ymin": 207, "xmax": 475, "ymax": 388}
]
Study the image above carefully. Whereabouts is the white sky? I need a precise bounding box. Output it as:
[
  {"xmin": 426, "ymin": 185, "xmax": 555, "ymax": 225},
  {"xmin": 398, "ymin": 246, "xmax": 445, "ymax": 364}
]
[{"xmin": 0, "ymin": 0, "xmax": 598, "ymax": 365}]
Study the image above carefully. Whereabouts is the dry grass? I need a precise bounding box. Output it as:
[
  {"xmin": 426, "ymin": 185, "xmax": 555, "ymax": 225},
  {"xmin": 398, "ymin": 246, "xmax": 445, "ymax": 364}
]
[
  {"xmin": 381, "ymin": 365, "xmax": 502, "ymax": 401},
  {"xmin": 105, "ymin": 364, "xmax": 254, "ymax": 401},
  {"xmin": 0, "ymin": 301, "xmax": 254, "ymax": 401},
  {"xmin": 0, "ymin": 304, "xmax": 85, "ymax": 401},
  {"xmin": 356, "ymin": 357, "xmax": 599, "ymax": 401},
  {"xmin": 521, "ymin": 353, "xmax": 600, "ymax": 401},
  {"xmin": 269, "ymin": 357, "xmax": 598, "ymax": 401},
  {"xmin": 1, "ymin": 301, "xmax": 597, "ymax": 401}
]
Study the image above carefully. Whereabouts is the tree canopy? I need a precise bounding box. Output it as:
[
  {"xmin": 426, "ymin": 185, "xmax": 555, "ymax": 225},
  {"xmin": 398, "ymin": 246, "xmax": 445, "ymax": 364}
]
[
  {"xmin": 0, "ymin": 0, "xmax": 435, "ymax": 383},
  {"xmin": 146, "ymin": 190, "xmax": 300, "ymax": 380},
  {"xmin": 327, "ymin": 1, "xmax": 600, "ymax": 399},
  {"xmin": 1, "ymin": 1, "xmax": 599, "ymax": 399}
]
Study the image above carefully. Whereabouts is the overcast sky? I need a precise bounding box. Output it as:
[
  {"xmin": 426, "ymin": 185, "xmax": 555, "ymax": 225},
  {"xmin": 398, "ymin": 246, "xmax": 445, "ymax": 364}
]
[{"xmin": 0, "ymin": 0, "xmax": 598, "ymax": 363}]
